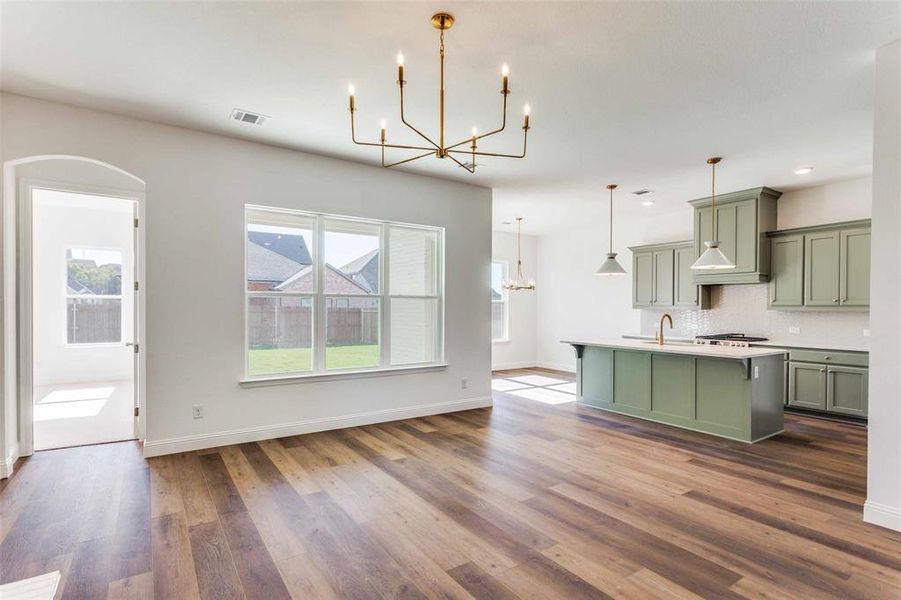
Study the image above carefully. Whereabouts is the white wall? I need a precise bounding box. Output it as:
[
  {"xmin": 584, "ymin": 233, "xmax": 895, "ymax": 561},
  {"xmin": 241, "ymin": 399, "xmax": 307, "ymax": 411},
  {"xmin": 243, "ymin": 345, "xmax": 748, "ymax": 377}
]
[
  {"xmin": 492, "ymin": 230, "xmax": 537, "ymax": 369},
  {"xmin": 865, "ymin": 39, "xmax": 901, "ymax": 532},
  {"xmin": 777, "ymin": 176, "xmax": 872, "ymax": 229},
  {"xmin": 32, "ymin": 193, "xmax": 134, "ymax": 386},
  {"xmin": 0, "ymin": 93, "xmax": 492, "ymax": 462},
  {"xmin": 535, "ymin": 178, "xmax": 874, "ymax": 372}
]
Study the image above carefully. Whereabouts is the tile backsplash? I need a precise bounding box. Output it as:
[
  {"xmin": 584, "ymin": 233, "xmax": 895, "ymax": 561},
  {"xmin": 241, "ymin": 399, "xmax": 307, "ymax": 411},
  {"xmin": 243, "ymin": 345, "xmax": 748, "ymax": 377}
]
[{"xmin": 640, "ymin": 284, "xmax": 870, "ymax": 349}]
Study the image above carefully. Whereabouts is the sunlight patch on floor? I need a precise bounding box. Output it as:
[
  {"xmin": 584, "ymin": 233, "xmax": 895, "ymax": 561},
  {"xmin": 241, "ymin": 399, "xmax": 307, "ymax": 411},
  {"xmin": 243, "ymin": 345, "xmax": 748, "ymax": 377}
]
[
  {"xmin": 507, "ymin": 375, "xmax": 568, "ymax": 387},
  {"xmin": 506, "ymin": 387, "xmax": 576, "ymax": 405}
]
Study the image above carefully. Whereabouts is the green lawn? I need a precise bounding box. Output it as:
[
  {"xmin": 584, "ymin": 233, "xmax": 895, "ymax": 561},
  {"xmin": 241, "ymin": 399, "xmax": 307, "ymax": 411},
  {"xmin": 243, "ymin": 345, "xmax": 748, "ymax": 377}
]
[{"xmin": 248, "ymin": 345, "xmax": 379, "ymax": 375}]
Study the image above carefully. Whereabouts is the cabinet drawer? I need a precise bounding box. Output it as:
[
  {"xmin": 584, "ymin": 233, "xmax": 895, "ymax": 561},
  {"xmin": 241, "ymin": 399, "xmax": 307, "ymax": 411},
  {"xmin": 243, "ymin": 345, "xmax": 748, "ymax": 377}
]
[{"xmin": 789, "ymin": 350, "xmax": 868, "ymax": 367}]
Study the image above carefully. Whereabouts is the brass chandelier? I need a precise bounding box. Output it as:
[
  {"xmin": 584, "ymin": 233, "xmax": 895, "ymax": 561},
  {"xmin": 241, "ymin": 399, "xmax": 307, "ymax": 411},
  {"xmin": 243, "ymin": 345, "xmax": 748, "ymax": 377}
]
[
  {"xmin": 503, "ymin": 218, "xmax": 536, "ymax": 292},
  {"xmin": 347, "ymin": 12, "xmax": 532, "ymax": 173}
]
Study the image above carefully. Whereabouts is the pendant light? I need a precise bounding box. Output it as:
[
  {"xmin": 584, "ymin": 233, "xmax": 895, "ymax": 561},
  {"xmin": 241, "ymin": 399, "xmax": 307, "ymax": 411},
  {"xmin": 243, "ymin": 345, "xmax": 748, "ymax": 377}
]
[
  {"xmin": 595, "ymin": 184, "xmax": 627, "ymax": 275},
  {"xmin": 503, "ymin": 217, "xmax": 536, "ymax": 291},
  {"xmin": 691, "ymin": 156, "xmax": 735, "ymax": 270}
]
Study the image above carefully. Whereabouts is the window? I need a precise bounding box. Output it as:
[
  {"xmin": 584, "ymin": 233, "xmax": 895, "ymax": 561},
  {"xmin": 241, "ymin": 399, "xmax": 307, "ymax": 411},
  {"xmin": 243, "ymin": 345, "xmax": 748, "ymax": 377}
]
[
  {"xmin": 245, "ymin": 206, "xmax": 444, "ymax": 379},
  {"xmin": 491, "ymin": 261, "xmax": 508, "ymax": 342},
  {"xmin": 66, "ymin": 248, "xmax": 123, "ymax": 344}
]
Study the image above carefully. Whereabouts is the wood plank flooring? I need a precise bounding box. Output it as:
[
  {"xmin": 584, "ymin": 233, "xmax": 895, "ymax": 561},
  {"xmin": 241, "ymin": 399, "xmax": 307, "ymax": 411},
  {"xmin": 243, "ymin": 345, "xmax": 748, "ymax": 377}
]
[{"xmin": 1, "ymin": 367, "xmax": 899, "ymax": 599}]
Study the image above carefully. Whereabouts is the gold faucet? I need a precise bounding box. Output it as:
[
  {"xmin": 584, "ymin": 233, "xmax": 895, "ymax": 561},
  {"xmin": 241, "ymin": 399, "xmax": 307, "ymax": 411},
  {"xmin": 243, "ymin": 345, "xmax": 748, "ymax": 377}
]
[{"xmin": 657, "ymin": 313, "xmax": 673, "ymax": 345}]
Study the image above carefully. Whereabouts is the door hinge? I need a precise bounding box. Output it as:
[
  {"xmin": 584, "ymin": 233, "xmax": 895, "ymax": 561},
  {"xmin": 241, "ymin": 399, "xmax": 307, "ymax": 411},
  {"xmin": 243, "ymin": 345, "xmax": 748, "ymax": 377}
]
[
  {"xmin": 134, "ymin": 281, "xmax": 139, "ymax": 291},
  {"xmin": 134, "ymin": 343, "xmax": 139, "ymax": 354},
  {"xmin": 134, "ymin": 218, "xmax": 139, "ymax": 227},
  {"xmin": 134, "ymin": 407, "xmax": 140, "ymax": 417}
]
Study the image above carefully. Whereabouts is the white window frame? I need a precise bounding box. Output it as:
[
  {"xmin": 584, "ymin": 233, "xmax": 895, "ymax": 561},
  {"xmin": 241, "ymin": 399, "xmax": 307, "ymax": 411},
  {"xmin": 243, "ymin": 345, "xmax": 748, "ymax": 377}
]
[
  {"xmin": 243, "ymin": 205, "xmax": 445, "ymax": 384},
  {"xmin": 491, "ymin": 260, "xmax": 509, "ymax": 343},
  {"xmin": 64, "ymin": 246, "xmax": 124, "ymax": 347}
]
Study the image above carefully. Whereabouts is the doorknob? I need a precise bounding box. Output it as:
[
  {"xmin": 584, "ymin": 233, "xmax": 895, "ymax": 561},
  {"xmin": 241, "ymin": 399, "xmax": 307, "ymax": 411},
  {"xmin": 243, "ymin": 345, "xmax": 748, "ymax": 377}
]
[{"xmin": 125, "ymin": 342, "xmax": 134, "ymax": 347}]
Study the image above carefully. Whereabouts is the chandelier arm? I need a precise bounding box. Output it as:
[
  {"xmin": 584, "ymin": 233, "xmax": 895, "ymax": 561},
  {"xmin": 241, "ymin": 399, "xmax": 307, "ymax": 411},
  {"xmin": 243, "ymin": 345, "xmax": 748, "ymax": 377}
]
[
  {"xmin": 444, "ymin": 91, "xmax": 508, "ymax": 151},
  {"xmin": 447, "ymin": 127, "xmax": 528, "ymax": 159},
  {"xmin": 445, "ymin": 152, "xmax": 476, "ymax": 173},
  {"xmin": 399, "ymin": 85, "xmax": 440, "ymax": 149},
  {"xmin": 382, "ymin": 150, "xmax": 436, "ymax": 169},
  {"xmin": 351, "ymin": 109, "xmax": 434, "ymax": 151}
]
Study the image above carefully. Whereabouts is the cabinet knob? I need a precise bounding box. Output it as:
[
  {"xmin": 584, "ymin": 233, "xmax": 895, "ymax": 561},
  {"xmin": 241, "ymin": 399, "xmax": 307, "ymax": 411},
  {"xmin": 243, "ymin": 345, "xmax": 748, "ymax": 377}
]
[
  {"xmin": 824, "ymin": 356, "xmax": 831, "ymax": 360},
  {"xmin": 841, "ymin": 298, "xmax": 847, "ymax": 302},
  {"xmin": 820, "ymin": 368, "xmax": 826, "ymax": 373},
  {"xmin": 832, "ymin": 298, "xmax": 839, "ymax": 303}
]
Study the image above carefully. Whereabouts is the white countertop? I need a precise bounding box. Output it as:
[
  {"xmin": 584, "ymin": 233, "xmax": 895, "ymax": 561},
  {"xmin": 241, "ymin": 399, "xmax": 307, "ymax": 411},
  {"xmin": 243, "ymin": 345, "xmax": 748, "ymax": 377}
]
[
  {"xmin": 621, "ymin": 334, "xmax": 869, "ymax": 354},
  {"xmin": 562, "ymin": 338, "xmax": 788, "ymax": 359}
]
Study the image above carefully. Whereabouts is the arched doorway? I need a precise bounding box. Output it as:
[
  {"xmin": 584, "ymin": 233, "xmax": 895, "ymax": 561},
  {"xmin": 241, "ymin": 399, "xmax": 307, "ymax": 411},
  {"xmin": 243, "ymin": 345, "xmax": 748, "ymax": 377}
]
[{"xmin": 3, "ymin": 156, "xmax": 145, "ymax": 456}]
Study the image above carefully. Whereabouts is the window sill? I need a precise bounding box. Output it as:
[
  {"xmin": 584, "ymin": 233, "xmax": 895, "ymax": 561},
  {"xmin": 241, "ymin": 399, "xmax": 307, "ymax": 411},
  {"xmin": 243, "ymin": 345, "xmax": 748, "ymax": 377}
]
[
  {"xmin": 239, "ymin": 363, "xmax": 449, "ymax": 387},
  {"xmin": 492, "ymin": 339, "xmax": 511, "ymax": 344}
]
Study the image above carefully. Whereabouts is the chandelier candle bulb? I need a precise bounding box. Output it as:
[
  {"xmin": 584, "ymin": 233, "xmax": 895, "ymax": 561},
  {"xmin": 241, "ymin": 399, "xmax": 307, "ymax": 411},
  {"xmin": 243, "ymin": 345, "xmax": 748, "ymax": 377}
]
[
  {"xmin": 501, "ymin": 63, "xmax": 509, "ymax": 94},
  {"xmin": 523, "ymin": 104, "xmax": 531, "ymax": 129},
  {"xmin": 380, "ymin": 120, "xmax": 387, "ymax": 144},
  {"xmin": 348, "ymin": 84, "xmax": 355, "ymax": 111},
  {"xmin": 397, "ymin": 52, "xmax": 405, "ymax": 83}
]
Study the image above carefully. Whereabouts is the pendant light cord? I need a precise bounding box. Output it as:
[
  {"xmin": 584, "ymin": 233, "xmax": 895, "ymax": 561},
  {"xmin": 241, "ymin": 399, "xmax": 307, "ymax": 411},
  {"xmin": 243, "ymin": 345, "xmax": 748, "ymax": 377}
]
[
  {"xmin": 609, "ymin": 187, "xmax": 614, "ymax": 254},
  {"xmin": 711, "ymin": 160, "xmax": 716, "ymax": 239}
]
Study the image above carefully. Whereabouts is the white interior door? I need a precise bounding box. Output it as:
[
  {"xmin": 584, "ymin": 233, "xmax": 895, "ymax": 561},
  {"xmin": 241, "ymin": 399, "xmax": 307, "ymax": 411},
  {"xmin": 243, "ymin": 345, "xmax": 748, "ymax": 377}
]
[{"xmin": 30, "ymin": 187, "xmax": 137, "ymax": 450}]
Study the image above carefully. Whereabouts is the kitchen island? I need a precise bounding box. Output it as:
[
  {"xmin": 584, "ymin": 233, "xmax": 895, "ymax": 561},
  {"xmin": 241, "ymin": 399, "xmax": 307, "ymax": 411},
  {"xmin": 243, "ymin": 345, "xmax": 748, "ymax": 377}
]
[{"xmin": 563, "ymin": 339, "xmax": 788, "ymax": 443}]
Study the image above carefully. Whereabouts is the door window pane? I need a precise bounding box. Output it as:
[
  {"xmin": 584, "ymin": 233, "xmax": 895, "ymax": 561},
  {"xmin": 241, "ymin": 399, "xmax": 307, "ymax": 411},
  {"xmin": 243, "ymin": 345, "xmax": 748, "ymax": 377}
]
[
  {"xmin": 326, "ymin": 297, "xmax": 379, "ymax": 369},
  {"xmin": 247, "ymin": 296, "xmax": 313, "ymax": 375},
  {"xmin": 246, "ymin": 209, "xmax": 314, "ymax": 292},
  {"xmin": 324, "ymin": 219, "xmax": 380, "ymax": 295},
  {"xmin": 67, "ymin": 248, "xmax": 122, "ymax": 295},
  {"xmin": 389, "ymin": 226, "xmax": 438, "ymax": 296},
  {"xmin": 67, "ymin": 298, "xmax": 122, "ymax": 344},
  {"xmin": 390, "ymin": 298, "xmax": 438, "ymax": 365}
]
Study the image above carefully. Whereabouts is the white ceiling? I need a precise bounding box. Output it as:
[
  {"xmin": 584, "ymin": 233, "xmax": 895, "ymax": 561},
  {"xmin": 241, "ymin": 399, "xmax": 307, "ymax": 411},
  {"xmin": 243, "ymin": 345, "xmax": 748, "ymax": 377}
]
[{"xmin": 2, "ymin": 2, "xmax": 899, "ymax": 234}]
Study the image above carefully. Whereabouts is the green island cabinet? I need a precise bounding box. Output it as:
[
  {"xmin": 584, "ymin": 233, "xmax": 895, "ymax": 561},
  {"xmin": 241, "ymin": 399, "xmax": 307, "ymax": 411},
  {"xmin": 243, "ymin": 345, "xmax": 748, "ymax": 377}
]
[
  {"xmin": 689, "ymin": 187, "xmax": 781, "ymax": 285},
  {"xmin": 785, "ymin": 348, "xmax": 868, "ymax": 418},
  {"xmin": 569, "ymin": 342, "xmax": 786, "ymax": 443},
  {"xmin": 767, "ymin": 220, "xmax": 871, "ymax": 310},
  {"xmin": 630, "ymin": 241, "xmax": 710, "ymax": 309}
]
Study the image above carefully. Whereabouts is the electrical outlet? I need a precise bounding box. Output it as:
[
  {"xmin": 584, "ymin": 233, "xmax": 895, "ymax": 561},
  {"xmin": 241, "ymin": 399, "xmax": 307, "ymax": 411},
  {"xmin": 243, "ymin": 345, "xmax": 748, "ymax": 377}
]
[
  {"xmin": 192, "ymin": 405, "xmax": 204, "ymax": 419},
  {"xmin": 788, "ymin": 327, "xmax": 801, "ymax": 335},
  {"xmin": 863, "ymin": 329, "xmax": 871, "ymax": 337},
  {"xmin": 753, "ymin": 365, "xmax": 759, "ymax": 379},
  {"xmin": 461, "ymin": 378, "xmax": 469, "ymax": 390}
]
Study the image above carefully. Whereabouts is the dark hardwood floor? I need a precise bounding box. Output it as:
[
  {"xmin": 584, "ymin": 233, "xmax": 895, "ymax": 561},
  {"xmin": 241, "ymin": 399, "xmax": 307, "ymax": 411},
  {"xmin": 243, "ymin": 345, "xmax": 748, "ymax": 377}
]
[{"xmin": 1, "ymin": 367, "xmax": 898, "ymax": 599}]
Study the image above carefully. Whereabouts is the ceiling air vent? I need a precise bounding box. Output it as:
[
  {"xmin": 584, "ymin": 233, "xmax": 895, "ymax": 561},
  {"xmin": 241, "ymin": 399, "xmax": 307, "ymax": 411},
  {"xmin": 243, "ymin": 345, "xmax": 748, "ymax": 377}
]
[
  {"xmin": 230, "ymin": 109, "xmax": 268, "ymax": 126},
  {"xmin": 632, "ymin": 189, "xmax": 654, "ymax": 196}
]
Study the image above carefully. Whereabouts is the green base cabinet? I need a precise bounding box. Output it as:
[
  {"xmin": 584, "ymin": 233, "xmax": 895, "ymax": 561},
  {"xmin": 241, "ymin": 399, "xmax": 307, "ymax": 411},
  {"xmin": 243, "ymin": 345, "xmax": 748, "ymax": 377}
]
[
  {"xmin": 783, "ymin": 349, "xmax": 868, "ymax": 418},
  {"xmin": 573, "ymin": 344, "xmax": 785, "ymax": 443},
  {"xmin": 767, "ymin": 220, "xmax": 871, "ymax": 310}
]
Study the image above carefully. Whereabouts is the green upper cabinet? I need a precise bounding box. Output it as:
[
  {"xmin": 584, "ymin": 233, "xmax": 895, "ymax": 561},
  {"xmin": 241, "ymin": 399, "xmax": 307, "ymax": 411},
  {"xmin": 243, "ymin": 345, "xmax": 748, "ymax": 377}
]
[
  {"xmin": 767, "ymin": 220, "xmax": 870, "ymax": 310},
  {"xmin": 839, "ymin": 228, "xmax": 871, "ymax": 307},
  {"xmin": 690, "ymin": 187, "xmax": 781, "ymax": 285},
  {"xmin": 633, "ymin": 250, "xmax": 654, "ymax": 308},
  {"xmin": 805, "ymin": 230, "xmax": 840, "ymax": 307},
  {"xmin": 768, "ymin": 234, "xmax": 804, "ymax": 307},
  {"xmin": 630, "ymin": 242, "xmax": 709, "ymax": 309}
]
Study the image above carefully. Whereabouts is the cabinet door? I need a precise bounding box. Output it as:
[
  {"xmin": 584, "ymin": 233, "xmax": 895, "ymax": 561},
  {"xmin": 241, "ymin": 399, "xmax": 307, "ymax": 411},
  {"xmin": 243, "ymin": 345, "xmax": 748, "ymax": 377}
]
[
  {"xmin": 768, "ymin": 234, "xmax": 804, "ymax": 307},
  {"xmin": 827, "ymin": 366, "xmax": 868, "ymax": 417},
  {"xmin": 732, "ymin": 199, "xmax": 758, "ymax": 273},
  {"xmin": 633, "ymin": 251, "xmax": 654, "ymax": 308},
  {"xmin": 787, "ymin": 362, "xmax": 826, "ymax": 410},
  {"xmin": 804, "ymin": 231, "xmax": 840, "ymax": 307},
  {"xmin": 839, "ymin": 228, "xmax": 870, "ymax": 307},
  {"xmin": 674, "ymin": 246, "xmax": 699, "ymax": 307},
  {"xmin": 652, "ymin": 249, "xmax": 674, "ymax": 307}
]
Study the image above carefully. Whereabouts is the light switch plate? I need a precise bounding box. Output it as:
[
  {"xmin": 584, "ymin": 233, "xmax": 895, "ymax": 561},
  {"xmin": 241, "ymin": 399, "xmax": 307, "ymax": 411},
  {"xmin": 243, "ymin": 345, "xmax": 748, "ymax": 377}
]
[
  {"xmin": 788, "ymin": 327, "xmax": 801, "ymax": 335},
  {"xmin": 863, "ymin": 329, "xmax": 871, "ymax": 337}
]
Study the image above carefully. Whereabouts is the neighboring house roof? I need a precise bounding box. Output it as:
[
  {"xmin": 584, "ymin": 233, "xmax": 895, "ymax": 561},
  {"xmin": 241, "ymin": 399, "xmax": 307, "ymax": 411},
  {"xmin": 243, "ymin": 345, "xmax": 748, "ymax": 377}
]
[
  {"xmin": 339, "ymin": 249, "xmax": 379, "ymax": 293},
  {"xmin": 246, "ymin": 242, "xmax": 305, "ymax": 285},
  {"xmin": 248, "ymin": 232, "xmax": 312, "ymax": 265},
  {"xmin": 276, "ymin": 263, "xmax": 371, "ymax": 294}
]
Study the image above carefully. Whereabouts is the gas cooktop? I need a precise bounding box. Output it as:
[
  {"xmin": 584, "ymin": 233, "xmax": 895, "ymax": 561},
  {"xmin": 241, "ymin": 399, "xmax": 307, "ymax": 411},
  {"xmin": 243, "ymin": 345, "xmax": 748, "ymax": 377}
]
[{"xmin": 694, "ymin": 333, "xmax": 768, "ymax": 348}]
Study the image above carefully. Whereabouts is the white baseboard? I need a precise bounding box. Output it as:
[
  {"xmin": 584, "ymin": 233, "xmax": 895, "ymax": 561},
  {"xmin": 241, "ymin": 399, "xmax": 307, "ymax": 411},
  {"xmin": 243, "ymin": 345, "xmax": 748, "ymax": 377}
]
[
  {"xmin": 864, "ymin": 500, "xmax": 901, "ymax": 532},
  {"xmin": 143, "ymin": 396, "xmax": 492, "ymax": 458},
  {"xmin": 0, "ymin": 443, "xmax": 20, "ymax": 479},
  {"xmin": 536, "ymin": 361, "xmax": 576, "ymax": 374},
  {"xmin": 491, "ymin": 361, "xmax": 537, "ymax": 371}
]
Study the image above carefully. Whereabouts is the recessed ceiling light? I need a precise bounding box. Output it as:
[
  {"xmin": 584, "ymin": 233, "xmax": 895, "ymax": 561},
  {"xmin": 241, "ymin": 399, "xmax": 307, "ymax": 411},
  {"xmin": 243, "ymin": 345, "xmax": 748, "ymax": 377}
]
[
  {"xmin": 641, "ymin": 200, "xmax": 655, "ymax": 207},
  {"xmin": 794, "ymin": 167, "xmax": 814, "ymax": 175}
]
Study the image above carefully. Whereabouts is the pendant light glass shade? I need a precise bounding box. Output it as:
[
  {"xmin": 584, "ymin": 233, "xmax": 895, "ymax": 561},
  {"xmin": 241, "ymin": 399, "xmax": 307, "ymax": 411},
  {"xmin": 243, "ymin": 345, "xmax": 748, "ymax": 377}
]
[
  {"xmin": 596, "ymin": 184, "xmax": 627, "ymax": 276},
  {"xmin": 596, "ymin": 252, "xmax": 627, "ymax": 275},
  {"xmin": 691, "ymin": 157, "xmax": 735, "ymax": 271}
]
